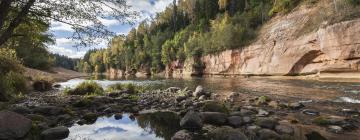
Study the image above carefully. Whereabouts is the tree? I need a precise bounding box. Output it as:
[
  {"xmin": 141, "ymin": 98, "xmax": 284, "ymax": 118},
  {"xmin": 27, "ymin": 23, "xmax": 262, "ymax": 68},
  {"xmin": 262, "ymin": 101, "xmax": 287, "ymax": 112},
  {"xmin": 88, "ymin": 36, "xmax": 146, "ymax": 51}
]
[{"xmin": 0, "ymin": 0, "xmax": 137, "ymax": 47}]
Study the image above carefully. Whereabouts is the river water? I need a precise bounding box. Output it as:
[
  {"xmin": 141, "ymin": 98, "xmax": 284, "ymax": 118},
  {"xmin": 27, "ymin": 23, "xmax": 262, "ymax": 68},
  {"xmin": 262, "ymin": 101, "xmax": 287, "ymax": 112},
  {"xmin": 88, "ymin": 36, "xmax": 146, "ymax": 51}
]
[
  {"xmin": 58, "ymin": 76, "xmax": 360, "ymax": 103},
  {"xmin": 58, "ymin": 76, "xmax": 360, "ymax": 140}
]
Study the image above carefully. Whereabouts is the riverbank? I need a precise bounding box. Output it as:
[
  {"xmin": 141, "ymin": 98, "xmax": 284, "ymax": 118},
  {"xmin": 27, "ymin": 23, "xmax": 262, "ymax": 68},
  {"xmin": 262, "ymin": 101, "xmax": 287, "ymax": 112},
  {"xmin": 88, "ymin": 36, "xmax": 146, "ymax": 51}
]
[
  {"xmin": 0, "ymin": 84, "xmax": 359, "ymax": 140},
  {"xmin": 24, "ymin": 67, "xmax": 87, "ymax": 82}
]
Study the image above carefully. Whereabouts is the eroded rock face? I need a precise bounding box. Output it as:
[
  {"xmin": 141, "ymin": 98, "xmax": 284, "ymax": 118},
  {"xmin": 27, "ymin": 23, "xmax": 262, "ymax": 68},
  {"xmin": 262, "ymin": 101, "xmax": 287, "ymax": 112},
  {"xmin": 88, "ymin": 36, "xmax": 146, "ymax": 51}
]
[
  {"xmin": 0, "ymin": 111, "xmax": 32, "ymax": 140},
  {"xmin": 167, "ymin": 4, "xmax": 360, "ymax": 77}
]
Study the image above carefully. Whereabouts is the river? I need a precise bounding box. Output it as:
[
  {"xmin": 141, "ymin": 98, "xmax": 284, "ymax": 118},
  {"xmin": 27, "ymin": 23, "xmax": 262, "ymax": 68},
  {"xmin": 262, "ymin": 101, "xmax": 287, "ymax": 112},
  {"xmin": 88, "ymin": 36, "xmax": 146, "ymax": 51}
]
[
  {"xmin": 55, "ymin": 76, "xmax": 360, "ymax": 140},
  {"xmin": 58, "ymin": 76, "xmax": 360, "ymax": 104}
]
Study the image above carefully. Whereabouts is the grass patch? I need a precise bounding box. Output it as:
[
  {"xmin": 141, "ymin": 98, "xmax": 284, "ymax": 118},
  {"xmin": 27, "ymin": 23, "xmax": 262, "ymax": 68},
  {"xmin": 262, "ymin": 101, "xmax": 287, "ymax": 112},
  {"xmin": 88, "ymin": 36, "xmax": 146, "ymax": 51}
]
[
  {"xmin": 107, "ymin": 83, "xmax": 151, "ymax": 94},
  {"xmin": 64, "ymin": 81, "xmax": 104, "ymax": 96}
]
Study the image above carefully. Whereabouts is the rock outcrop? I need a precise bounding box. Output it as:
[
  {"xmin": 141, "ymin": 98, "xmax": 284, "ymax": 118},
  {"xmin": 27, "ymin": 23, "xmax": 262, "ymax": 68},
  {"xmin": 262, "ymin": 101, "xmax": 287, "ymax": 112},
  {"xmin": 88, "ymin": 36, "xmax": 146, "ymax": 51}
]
[{"xmin": 167, "ymin": 2, "xmax": 360, "ymax": 78}]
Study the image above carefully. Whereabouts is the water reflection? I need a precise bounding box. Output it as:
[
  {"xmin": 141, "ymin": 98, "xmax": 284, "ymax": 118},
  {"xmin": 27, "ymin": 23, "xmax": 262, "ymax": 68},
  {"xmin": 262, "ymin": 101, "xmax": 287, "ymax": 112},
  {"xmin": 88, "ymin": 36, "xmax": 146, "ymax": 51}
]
[{"xmin": 66, "ymin": 112, "xmax": 180, "ymax": 140}]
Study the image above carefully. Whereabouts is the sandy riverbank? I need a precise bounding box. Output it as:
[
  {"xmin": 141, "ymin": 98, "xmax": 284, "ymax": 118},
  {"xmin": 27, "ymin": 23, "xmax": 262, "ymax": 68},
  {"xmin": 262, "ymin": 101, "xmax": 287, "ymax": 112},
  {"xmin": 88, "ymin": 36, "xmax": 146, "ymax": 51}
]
[{"xmin": 24, "ymin": 67, "xmax": 88, "ymax": 82}]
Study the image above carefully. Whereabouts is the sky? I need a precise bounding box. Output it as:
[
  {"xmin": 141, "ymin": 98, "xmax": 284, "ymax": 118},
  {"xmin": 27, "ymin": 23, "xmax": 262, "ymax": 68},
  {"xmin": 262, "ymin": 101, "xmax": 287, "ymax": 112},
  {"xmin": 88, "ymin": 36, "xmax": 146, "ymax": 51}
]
[{"xmin": 48, "ymin": 0, "xmax": 173, "ymax": 58}]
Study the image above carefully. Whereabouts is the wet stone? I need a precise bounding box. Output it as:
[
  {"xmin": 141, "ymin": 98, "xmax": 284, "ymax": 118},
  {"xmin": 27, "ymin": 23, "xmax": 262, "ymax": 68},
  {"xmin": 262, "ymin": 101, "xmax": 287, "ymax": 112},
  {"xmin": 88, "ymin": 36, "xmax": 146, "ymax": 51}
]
[
  {"xmin": 180, "ymin": 111, "xmax": 203, "ymax": 130},
  {"xmin": 256, "ymin": 118, "xmax": 279, "ymax": 129},
  {"xmin": 257, "ymin": 129, "xmax": 280, "ymax": 140},
  {"xmin": 275, "ymin": 124, "xmax": 294, "ymax": 135},
  {"xmin": 171, "ymin": 130, "xmax": 192, "ymax": 140},
  {"xmin": 305, "ymin": 131, "xmax": 327, "ymax": 140},
  {"xmin": 327, "ymin": 125, "xmax": 344, "ymax": 134},
  {"xmin": 302, "ymin": 109, "xmax": 320, "ymax": 116},
  {"xmin": 201, "ymin": 112, "xmax": 227, "ymax": 126},
  {"xmin": 256, "ymin": 109, "xmax": 269, "ymax": 117},
  {"xmin": 41, "ymin": 126, "xmax": 69, "ymax": 140},
  {"xmin": 227, "ymin": 116, "xmax": 244, "ymax": 128},
  {"xmin": 209, "ymin": 126, "xmax": 248, "ymax": 140}
]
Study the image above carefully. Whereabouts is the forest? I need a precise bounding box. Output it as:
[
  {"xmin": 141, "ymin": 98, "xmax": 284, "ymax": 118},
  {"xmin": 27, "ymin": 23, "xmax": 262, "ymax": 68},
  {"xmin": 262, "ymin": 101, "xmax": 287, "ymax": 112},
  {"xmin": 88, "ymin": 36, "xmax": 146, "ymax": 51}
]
[{"xmin": 77, "ymin": 0, "xmax": 360, "ymax": 74}]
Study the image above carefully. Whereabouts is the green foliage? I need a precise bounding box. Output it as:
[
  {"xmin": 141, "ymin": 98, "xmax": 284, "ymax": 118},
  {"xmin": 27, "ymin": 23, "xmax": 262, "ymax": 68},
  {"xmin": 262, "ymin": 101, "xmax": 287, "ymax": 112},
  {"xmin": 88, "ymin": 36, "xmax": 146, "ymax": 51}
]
[
  {"xmin": 4, "ymin": 18, "xmax": 54, "ymax": 70},
  {"xmin": 77, "ymin": 0, "xmax": 307, "ymax": 75},
  {"xmin": 0, "ymin": 48, "xmax": 27, "ymax": 101},
  {"xmin": 347, "ymin": 0, "xmax": 360, "ymax": 5},
  {"xmin": 72, "ymin": 98, "xmax": 93, "ymax": 108},
  {"xmin": 53, "ymin": 54, "xmax": 78, "ymax": 70},
  {"xmin": 65, "ymin": 81, "xmax": 104, "ymax": 96},
  {"xmin": 107, "ymin": 83, "xmax": 147, "ymax": 94},
  {"xmin": 269, "ymin": 0, "xmax": 301, "ymax": 16}
]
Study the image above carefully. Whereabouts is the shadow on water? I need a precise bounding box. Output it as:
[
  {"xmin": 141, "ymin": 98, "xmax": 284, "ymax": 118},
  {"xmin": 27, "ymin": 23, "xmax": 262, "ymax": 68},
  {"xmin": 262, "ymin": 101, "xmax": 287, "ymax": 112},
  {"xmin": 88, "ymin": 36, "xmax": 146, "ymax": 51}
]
[{"xmin": 66, "ymin": 112, "xmax": 181, "ymax": 140}]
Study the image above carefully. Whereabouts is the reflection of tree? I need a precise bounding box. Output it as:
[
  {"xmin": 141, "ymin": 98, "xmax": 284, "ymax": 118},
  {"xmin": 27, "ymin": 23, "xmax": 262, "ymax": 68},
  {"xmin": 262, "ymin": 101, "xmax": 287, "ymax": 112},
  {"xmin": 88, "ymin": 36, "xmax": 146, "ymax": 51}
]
[{"xmin": 136, "ymin": 112, "xmax": 181, "ymax": 140}]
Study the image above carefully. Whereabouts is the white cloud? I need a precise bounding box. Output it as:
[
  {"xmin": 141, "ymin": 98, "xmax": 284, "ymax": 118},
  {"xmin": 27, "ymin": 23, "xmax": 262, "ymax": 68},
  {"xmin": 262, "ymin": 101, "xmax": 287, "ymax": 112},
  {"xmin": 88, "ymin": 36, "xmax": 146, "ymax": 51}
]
[
  {"xmin": 49, "ymin": 0, "xmax": 173, "ymax": 58},
  {"xmin": 51, "ymin": 22, "xmax": 74, "ymax": 32}
]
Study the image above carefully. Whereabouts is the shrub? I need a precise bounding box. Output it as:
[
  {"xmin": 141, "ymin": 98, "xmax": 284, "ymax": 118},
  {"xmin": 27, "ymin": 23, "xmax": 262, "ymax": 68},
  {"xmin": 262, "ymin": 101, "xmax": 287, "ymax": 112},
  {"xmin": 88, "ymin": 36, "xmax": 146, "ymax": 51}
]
[
  {"xmin": 347, "ymin": 0, "xmax": 360, "ymax": 5},
  {"xmin": 65, "ymin": 81, "xmax": 104, "ymax": 96},
  {"xmin": 269, "ymin": 0, "xmax": 301, "ymax": 16},
  {"xmin": 0, "ymin": 48, "xmax": 27, "ymax": 101}
]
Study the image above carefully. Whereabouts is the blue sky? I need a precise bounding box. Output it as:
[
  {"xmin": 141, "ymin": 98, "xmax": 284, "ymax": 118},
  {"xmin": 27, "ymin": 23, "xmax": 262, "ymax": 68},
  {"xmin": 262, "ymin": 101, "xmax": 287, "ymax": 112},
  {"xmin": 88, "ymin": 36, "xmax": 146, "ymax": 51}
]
[{"xmin": 48, "ymin": 0, "xmax": 173, "ymax": 58}]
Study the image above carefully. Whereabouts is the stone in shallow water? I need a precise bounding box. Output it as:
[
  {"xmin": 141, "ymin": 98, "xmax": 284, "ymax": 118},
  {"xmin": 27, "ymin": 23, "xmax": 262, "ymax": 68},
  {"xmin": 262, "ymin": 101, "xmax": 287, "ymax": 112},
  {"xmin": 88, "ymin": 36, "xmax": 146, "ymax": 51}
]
[
  {"xmin": 288, "ymin": 102, "xmax": 305, "ymax": 110},
  {"xmin": 302, "ymin": 109, "xmax": 320, "ymax": 116},
  {"xmin": 201, "ymin": 112, "xmax": 227, "ymax": 126},
  {"xmin": 256, "ymin": 109, "xmax": 269, "ymax": 117},
  {"xmin": 256, "ymin": 118, "xmax": 279, "ymax": 129},
  {"xmin": 275, "ymin": 124, "xmax": 294, "ymax": 135},
  {"xmin": 193, "ymin": 86, "xmax": 204, "ymax": 97},
  {"xmin": 0, "ymin": 111, "xmax": 32, "ymax": 140},
  {"xmin": 171, "ymin": 130, "xmax": 192, "ymax": 140},
  {"xmin": 227, "ymin": 116, "xmax": 244, "ymax": 127},
  {"xmin": 257, "ymin": 129, "xmax": 280, "ymax": 140},
  {"xmin": 327, "ymin": 125, "xmax": 343, "ymax": 134},
  {"xmin": 209, "ymin": 126, "xmax": 248, "ymax": 140},
  {"xmin": 180, "ymin": 110, "xmax": 203, "ymax": 130},
  {"xmin": 114, "ymin": 113, "xmax": 123, "ymax": 120},
  {"xmin": 305, "ymin": 131, "xmax": 327, "ymax": 140},
  {"xmin": 41, "ymin": 126, "xmax": 69, "ymax": 140}
]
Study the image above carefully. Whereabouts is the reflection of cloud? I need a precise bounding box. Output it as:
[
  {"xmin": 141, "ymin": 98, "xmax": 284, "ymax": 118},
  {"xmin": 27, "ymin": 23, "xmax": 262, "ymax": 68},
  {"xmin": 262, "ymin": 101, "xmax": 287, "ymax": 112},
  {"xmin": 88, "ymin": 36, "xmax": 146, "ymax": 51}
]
[
  {"xmin": 66, "ymin": 115, "xmax": 162, "ymax": 140},
  {"xmin": 94, "ymin": 126, "xmax": 126, "ymax": 134}
]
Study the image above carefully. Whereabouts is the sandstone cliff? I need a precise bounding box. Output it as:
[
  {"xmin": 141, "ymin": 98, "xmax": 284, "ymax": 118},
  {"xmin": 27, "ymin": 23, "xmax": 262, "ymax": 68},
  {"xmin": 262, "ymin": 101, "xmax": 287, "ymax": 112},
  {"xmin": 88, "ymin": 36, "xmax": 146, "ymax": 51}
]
[{"xmin": 167, "ymin": 1, "xmax": 360, "ymax": 78}]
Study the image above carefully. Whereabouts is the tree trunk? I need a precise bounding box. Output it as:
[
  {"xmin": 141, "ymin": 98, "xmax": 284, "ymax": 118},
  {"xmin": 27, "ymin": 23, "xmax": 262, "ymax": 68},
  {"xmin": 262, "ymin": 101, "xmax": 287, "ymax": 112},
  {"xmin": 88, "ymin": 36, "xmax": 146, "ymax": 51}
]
[{"xmin": 0, "ymin": 0, "xmax": 36, "ymax": 47}]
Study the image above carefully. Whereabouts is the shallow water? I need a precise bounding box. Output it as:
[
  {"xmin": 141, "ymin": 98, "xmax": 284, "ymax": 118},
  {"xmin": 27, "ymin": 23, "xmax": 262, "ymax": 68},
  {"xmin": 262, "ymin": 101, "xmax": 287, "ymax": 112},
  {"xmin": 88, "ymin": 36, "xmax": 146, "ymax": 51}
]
[
  {"xmin": 66, "ymin": 112, "xmax": 181, "ymax": 140},
  {"xmin": 57, "ymin": 76, "xmax": 360, "ymax": 103}
]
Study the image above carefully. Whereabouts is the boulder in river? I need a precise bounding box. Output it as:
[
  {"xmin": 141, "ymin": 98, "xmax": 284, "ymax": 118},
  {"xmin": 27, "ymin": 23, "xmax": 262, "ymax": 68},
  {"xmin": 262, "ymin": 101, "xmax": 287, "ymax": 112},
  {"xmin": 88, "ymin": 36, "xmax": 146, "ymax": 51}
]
[
  {"xmin": 201, "ymin": 101, "xmax": 228, "ymax": 113},
  {"xmin": 209, "ymin": 126, "xmax": 248, "ymax": 140},
  {"xmin": 227, "ymin": 116, "xmax": 244, "ymax": 127},
  {"xmin": 41, "ymin": 126, "xmax": 69, "ymax": 140},
  {"xmin": 256, "ymin": 118, "xmax": 279, "ymax": 129},
  {"xmin": 0, "ymin": 111, "xmax": 32, "ymax": 140},
  {"xmin": 257, "ymin": 129, "xmax": 280, "ymax": 140},
  {"xmin": 180, "ymin": 111, "xmax": 203, "ymax": 130},
  {"xmin": 275, "ymin": 124, "xmax": 294, "ymax": 135},
  {"xmin": 201, "ymin": 112, "xmax": 227, "ymax": 125},
  {"xmin": 305, "ymin": 131, "xmax": 327, "ymax": 140},
  {"xmin": 193, "ymin": 86, "xmax": 204, "ymax": 97},
  {"xmin": 171, "ymin": 130, "xmax": 192, "ymax": 140}
]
